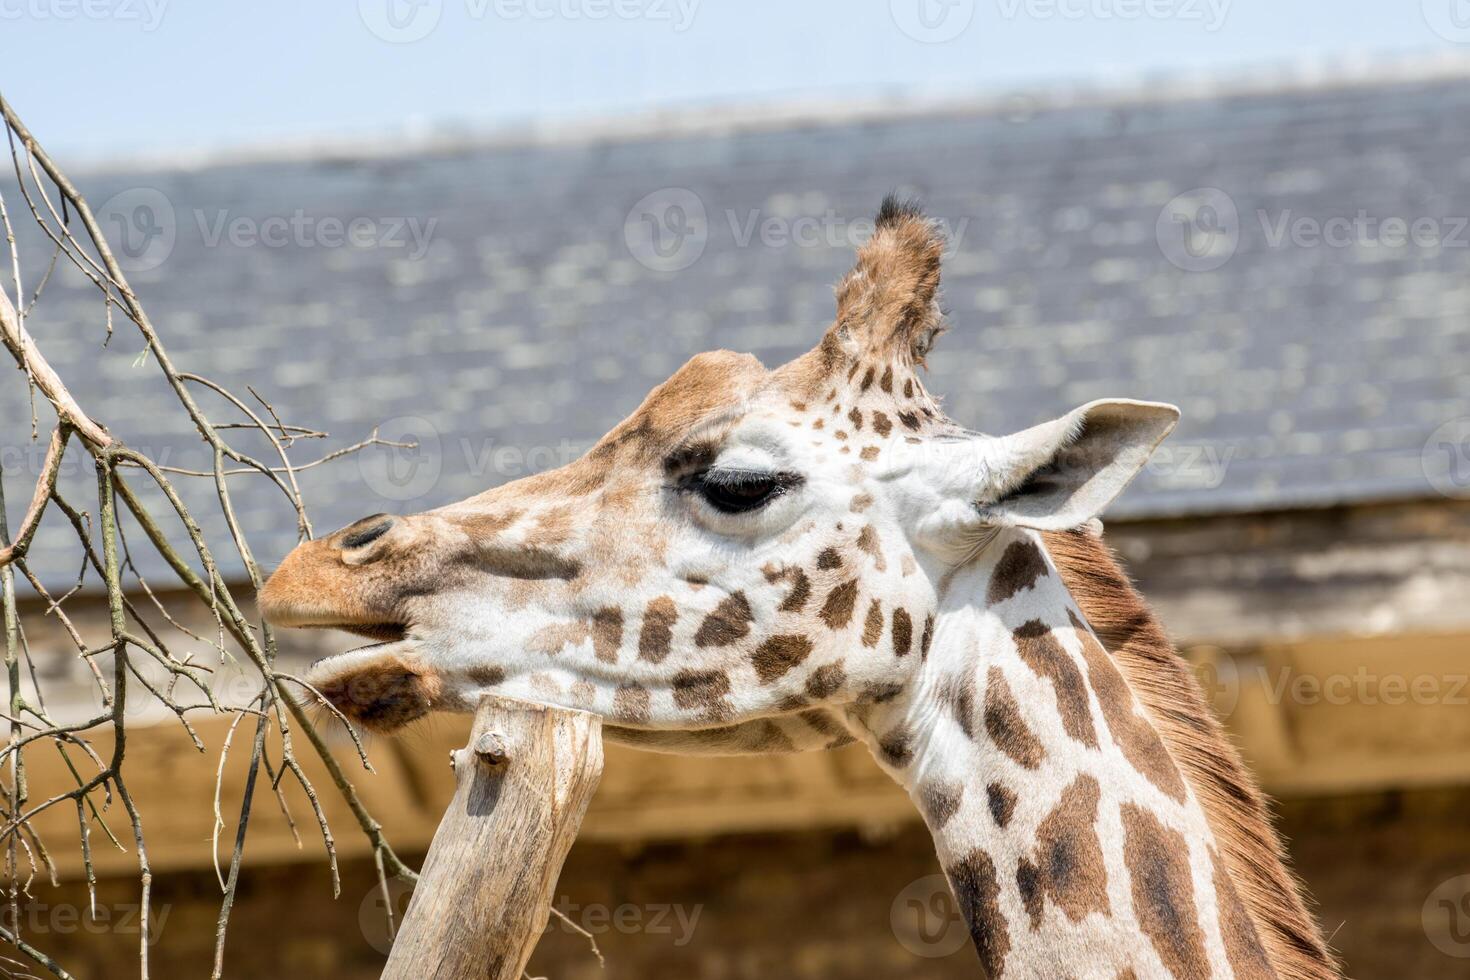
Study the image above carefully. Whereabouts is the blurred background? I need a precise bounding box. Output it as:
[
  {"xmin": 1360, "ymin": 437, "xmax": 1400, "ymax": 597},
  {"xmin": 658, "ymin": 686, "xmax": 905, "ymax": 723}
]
[{"xmin": 4, "ymin": 2, "xmax": 1470, "ymax": 977}]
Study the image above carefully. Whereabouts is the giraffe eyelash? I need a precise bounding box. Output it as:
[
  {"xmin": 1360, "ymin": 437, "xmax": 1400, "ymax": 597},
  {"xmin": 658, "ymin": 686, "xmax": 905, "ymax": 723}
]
[{"xmin": 679, "ymin": 468, "xmax": 804, "ymax": 515}]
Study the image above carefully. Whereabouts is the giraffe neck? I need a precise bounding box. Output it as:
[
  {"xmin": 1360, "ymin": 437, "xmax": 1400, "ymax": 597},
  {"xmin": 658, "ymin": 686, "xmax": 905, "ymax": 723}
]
[{"xmin": 848, "ymin": 530, "xmax": 1272, "ymax": 979}]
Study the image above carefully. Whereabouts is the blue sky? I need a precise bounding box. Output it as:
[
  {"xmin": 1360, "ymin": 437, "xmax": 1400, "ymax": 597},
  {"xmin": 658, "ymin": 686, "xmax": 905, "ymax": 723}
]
[{"xmin": 0, "ymin": 0, "xmax": 1465, "ymax": 160}]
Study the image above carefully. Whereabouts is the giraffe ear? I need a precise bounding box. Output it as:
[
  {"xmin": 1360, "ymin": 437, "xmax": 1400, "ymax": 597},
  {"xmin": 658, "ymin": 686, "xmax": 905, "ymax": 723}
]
[
  {"xmin": 830, "ymin": 195, "xmax": 946, "ymax": 365},
  {"xmin": 974, "ymin": 400, "xmax": 1179, "ymax": 531}
]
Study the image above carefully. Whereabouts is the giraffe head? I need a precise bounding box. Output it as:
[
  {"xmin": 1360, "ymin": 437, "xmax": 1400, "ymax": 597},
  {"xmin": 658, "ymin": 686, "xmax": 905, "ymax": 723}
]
[{"xmin": 259, "ymin": 198, "xmax": 1177, "ymax": 737}]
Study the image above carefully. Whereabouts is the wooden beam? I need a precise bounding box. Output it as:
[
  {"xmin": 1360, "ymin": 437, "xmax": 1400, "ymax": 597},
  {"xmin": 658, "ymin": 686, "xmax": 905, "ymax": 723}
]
[{"xmin": 381, "ymin": 696, "xmax": 603, "ymax": 980}]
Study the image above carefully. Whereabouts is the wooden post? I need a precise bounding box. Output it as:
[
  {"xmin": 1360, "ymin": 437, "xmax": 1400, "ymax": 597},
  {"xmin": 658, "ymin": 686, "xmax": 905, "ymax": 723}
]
[{"xmin": 381, "ymin": 696, "xmax": 603, "ymax": 979}]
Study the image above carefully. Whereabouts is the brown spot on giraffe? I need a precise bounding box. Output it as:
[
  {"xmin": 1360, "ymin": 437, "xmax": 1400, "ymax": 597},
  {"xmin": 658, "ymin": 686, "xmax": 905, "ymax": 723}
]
[
  {"xmin": 855, "ymin": 524, "xmax": 887, "ymax": 573},
  {"xmin": 1014, "ymin": 773, "xmax": 1110, "ymax": 930},
  {"xmin": 871, "ymin": 410, "xmax": 893, "ymax": 437},
  {"xmin": 819, "ymin": 579, "xmax": 860, "ymax": 629},
  {"xmin": 1122, "ymin": 803, "xmax": 1211, "ymax": 980},
  {"xmin": 848, "ymin": 406, "xmax": 864, "ymax": 430},
  {"xmin": 861, "ymin": 599, "xmax": 885, "ymax": 647},
  {"xmin": 637, "ymin": 596, "xmax": 677, "ymax": 663},
  {"xmin": 879, "ymin": 364, "xmax": 894, "ymax": 393},
  {"xmin": 612, "ymin": 683, "xmax": 650, "ymax": 724},
  {"xmin": 1069, "ymin": 610, "xmax": 1186, "ymax": 802},
  {"xmin": 986, "ymin": 782, "xmax": 1017, "ymax": 828},
  {"xmin": 919, "ymin": 779, "xmax": 964, "ymax": 830},
  {"xmin": 892, "ymin": 607, "xmax": 914, "ymax": 656},
  {"xmin": 797, "ymin": 709, "xmax": 842, "ymax": 738},
  {"xmin": 751, "ymin": 634, "xmax": 814, "ymax": 684},
  {"xmin": 804, "ymin": 662, "xmax": 846, "ymax": 700},
  {"xmin": 938, "ymin": 669, "xmax": 977, "ymax": 739},
  {"xmin": 591, "ymin": 607, "xmax": 623, "ymax": 663},
  {"xmin": 850, "ymin": 492, "xmax": 874, "ymax": 512},
  {"xmin": 526, "ymin": 620, "xmax": 591, "ymax": 656},
  {"xmin": 671, "ymin": 669, "xmax": 732, "ymax": 715},
  {"xmin": 947, "ymin": 849, "xmax": 1010, "ymax": 977},
  {"xmin": 879, "ymin": 726, "xmax": 914, "ymax": 767},
  {"xmin": 920, "ymin": 614, "xmax": 934, "ymax": 658},
  {"xmin": 753, "ymin": 720, "xmax": 797, "ymax": 753},
  {"xmin": 1212, "ymin": 848, "xmax": 1275, "ymax": 979},
  {"xmin": 987, "ymin": 539, "xmax": 1049, "ymax": 605},
  {"xmin": 983, "ymin": 666, "xmax": 1044, "ymax": 769},
  {"xmin": 816, "ymin": 547, "xmax": 843, "ymax": 570},
  {"xmin": 465, "ymin": 664, "xmax": 506, "ymax": 687},
  {"xmin": 1013, "ymin": 619, "xmax": 1098, "ymax": 748},
  {"xmin": 694, "ymin": 592, "xmax": 753, "ymax": 647},
  {"xmin": 859, "ymin": 445, "xmax": 880, "ymax": 461}
]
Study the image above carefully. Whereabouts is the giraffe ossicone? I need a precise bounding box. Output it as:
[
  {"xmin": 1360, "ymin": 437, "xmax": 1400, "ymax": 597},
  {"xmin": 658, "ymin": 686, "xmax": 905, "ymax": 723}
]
[{"xmin": 260, "ymin": 197, "xmax": 1337, "ymax": 979}]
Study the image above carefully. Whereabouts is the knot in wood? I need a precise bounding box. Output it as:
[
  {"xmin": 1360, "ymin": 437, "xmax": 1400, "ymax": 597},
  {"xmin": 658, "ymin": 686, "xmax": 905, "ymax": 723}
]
[{"xmin": 474, "ymin": 731, "xmax": 509, "ymax": 765}]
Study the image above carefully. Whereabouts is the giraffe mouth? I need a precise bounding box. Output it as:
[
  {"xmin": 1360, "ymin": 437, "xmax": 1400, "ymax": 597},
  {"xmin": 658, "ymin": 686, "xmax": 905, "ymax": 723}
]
[
  {"xmin": 311, "ymin": 621, "xmax": 408, "ymax": 643},
  {"xmin": 301, "ymin": 621, "xmax": 410, "ymax": 674}
]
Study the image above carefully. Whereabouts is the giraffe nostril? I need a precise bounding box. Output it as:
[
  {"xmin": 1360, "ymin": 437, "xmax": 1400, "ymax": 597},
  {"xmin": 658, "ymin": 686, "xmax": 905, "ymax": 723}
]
[{"xmin": 341, "ymin": 516, "xmax": 395, "ymax": 550}]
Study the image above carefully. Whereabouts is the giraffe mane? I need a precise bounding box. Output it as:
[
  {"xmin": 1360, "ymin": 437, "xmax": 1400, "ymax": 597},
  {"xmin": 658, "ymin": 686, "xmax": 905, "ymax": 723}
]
[{"xmin": 1043, "ymin": 527, "xmax": 1340, "ymax": 980}]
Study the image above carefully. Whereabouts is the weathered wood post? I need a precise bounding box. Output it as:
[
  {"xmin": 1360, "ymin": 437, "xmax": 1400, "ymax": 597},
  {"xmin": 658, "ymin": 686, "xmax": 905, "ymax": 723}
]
[{"xmin": 381, "ymin": 695, "xmax": 604, "ymax": 979}]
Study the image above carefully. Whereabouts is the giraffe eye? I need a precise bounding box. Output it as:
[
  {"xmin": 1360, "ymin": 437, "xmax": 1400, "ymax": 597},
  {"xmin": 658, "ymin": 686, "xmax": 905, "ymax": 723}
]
[{"xmin": 687, "ymin": 469, "xmax": 801, "ymax": 514}]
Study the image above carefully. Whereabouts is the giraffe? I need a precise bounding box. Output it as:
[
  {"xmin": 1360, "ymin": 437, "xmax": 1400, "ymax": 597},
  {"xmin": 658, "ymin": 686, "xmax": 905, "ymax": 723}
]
[{"xmin": 259, "ymin": 198, "xmax": 1338, "ymax": 979}]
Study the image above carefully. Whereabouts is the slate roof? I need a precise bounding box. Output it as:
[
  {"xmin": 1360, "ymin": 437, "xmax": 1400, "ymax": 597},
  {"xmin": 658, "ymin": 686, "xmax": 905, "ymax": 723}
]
[{"xmin": 5, "ymin": 70, "xmax": 1470, "ymax": 589}]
